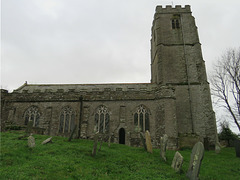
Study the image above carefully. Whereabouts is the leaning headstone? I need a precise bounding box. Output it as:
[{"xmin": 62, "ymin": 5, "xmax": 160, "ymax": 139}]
[
  {"xmin": 91, "ymin": 133, "xmax": 99, "ymax": 157},
  {"xmin": 234, "ymin": 139, "xmax": 240, "ymax": 158},
  {"xmin": 215, "ymin": 142, "xmax": 221, "ymax": 154},
  {"xmin": 68, "ymin": 125, "xmax": 77, "ymax": 142},
  {"xmin": 171, "ymin": 151, "xmax": 184, "ymax": 172},
  {"xmin": 28, "ymin": 134, "xmax": 35, "ymax": 148},
  {"xmin": 140, "ymin": 132, "xmax": 147, "ymax": 151},
  {"xmin": 186, "ymin": 142, "xmax": 204, "ymax": 180},
  {"xmin": 145, "ymin": 130, "xmax": 152, "ymax": 153},
  {"xmin": 42, "ymin": 137, "xmax": 52, "ymax": 145},
  {"xmin": 160, "ymin": 134, "xmax": 168, "ymax": 161}
]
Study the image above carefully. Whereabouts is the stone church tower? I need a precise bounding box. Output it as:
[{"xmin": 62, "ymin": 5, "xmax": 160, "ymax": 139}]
[
  {"xmin": 151, "ymin": 5, "xmax": 217, "ymax": 145},
  {"xmin": 1, "ymin": 5, "xmax": 217, "ymax": 149}
]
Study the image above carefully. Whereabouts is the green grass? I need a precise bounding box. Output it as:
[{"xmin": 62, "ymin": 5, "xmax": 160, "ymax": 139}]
[{"xmin": 1, "ymin": 131, "xmax": 240, "ymax": 180}]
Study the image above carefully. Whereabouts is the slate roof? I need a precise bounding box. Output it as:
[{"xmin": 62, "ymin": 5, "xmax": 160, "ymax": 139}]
[{"xmin": 14, "ymin": 82, "xmax": 158, "ymax": 93}]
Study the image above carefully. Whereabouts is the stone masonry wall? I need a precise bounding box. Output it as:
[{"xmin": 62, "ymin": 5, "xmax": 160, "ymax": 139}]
[{"xmin": 1, "ymin": 85, "xmax": 177, "ymax": 148}]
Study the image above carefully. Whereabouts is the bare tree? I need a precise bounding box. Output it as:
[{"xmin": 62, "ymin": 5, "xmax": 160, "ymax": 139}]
[{"xmin": 211, "ymin": 48, "xmax": 240, "ymax": 132}]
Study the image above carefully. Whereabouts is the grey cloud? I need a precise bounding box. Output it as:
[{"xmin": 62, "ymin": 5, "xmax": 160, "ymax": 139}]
[{"xmin": 1, "ymin": 0, "xmax": 240, "ymax": 91}]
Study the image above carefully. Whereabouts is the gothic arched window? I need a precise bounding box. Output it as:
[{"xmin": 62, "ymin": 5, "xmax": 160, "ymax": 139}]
[
  {"xmin": 24, "ymin": 106, "xmax": 40, "ymax": 127},
  {"xmin": 94, "ymin": 105, "xmax": 110, "ymax": 133},
  {"xmin": 59, "ymin": 106, "xmax": 75, "ymax": 133},
  {"xmin": 134, "ymin": 105, "xmax": 150, "ymax": 132}
]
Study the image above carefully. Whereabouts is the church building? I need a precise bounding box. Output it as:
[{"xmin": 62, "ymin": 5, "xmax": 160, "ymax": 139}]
[{"xmin": 1, "ymin": 5, "xmax": 218, "ymax": 149}]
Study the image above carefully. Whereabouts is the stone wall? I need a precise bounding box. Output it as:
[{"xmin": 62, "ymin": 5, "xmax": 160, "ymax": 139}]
[{"xmin": 1, "ymin": 85, "xmax": 178, "ymax": 148}]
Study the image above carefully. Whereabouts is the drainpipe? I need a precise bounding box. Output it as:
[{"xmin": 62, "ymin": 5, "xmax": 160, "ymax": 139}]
[{"xmin": 78, "ymin": 96, "xmax": 83, "ymax": 138}]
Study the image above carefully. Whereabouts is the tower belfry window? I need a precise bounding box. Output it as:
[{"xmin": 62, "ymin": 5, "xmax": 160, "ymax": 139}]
[{"xmin": 172, "ymin": 15, "xmax": 181, "ymax": 29}]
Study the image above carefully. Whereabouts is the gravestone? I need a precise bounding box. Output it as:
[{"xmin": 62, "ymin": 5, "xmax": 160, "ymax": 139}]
[
  {"xmin": 68, "ymin": 125, "xmax": 77, "ymax": 142},
  {"xmin": 171, "ymin": 151, "xmax": 184, "ymax": 172},
  {"xmin": 28, "ymin": 134, "xmax": 35, "ymax": 148},
  {"xmin": 140, "ymin": 132, "xmax": 147, "ymax": 151},
  {"xmin": 160, "ymin": 134, "xmax": 168, "ymax": 161},
  {"xmin": 92, "ymin": 133, "xmax": 99, "ymax": 157},
  {"xmin": 98, "ymin": 137, "xmax": 103, "ymax": 152},
  {"xmin": 215, "ymin": 142, "xmax": 221, "ymax": 154},
  {"xmin": 186, "ymin": 142, "xmax": 204, "ymax": 180},
  {"xmin": 42, "ymin": 137, "xmax": 52, "ymax": 145},
  {"xmin": 145, "ymin": 130, "xmax": 152, "ymax": 153},
  {"xmin": 234, "ymin": 139, "xmax": 240, "ymax": 158}
]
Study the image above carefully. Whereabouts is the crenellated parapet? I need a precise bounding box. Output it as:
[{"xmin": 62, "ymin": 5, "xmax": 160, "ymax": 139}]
[{"xmin": 155, "ymin": 5, "xmax": 191, "ymax": 14}]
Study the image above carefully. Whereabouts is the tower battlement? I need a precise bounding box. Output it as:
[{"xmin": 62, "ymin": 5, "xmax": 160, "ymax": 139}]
[{"xmin": 155, "ymin": 5, "xmax": 191, "ymax": 14}]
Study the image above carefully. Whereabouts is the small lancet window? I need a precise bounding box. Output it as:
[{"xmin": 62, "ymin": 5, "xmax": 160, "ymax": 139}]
[
  {"xmin": 134, "ymin": 105, "xmax": 150, "ymax": 132},
  {"xmin": 172, "ymin": 19, "xmax": 176, "ymax": 29},
  {"xmin": 176, "ymin": 19, "xmax": 180, "ymax": 28}
]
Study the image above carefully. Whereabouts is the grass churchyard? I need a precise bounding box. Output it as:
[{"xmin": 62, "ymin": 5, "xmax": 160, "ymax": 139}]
[{"xmin": 1, "ymin": 131, "xmax": 240, "ymax": 179}]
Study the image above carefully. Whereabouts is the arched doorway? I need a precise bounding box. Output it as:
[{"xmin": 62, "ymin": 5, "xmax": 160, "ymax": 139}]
[{"xmin": 119, "ymin": 128, "xmax": 125, "ymax": 144}]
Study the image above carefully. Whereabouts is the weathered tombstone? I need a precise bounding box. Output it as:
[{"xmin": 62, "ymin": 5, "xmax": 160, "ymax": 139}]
[
  {"xmin": 160, "ymin": 134, "xmax": 168, "ymax": 161},
  {"xmin": 234, "ymin": 139, "xmax": 240, "ymax": 158},
  {"xmin": 186, "ymin": 142, "xmax": 204, "ymax": 180},
  {"xmin": 98, "ymin": 137, "xmax": 103, "ymax": 152},
  {"xmin": 28, "ymin": 134, "xmax": 35, "ymax": 148},
  {"xmin": 68, "ymin": 125, "xmax": 77, "ymax": 142},
  {"xmin": 140, "ymin": 132, "xmax": 147, "ymax": 151},
  {"xmin": 215, "ymin": 142, "xmax": 221, "ymax": 154},
  {"xmin": 145, "ymin": 130, "xmax": 152, "ymax": 153},
  {"xmin": 91, "ymin": 133, "xmax": 99, "ymax": 157},
  {"xmin": 42, "ymin": 137, "xmax": 53, "ymax": 145},
  {"xmin": 171, "ymin": 151, "xmax": 184, "ymax": 172}
]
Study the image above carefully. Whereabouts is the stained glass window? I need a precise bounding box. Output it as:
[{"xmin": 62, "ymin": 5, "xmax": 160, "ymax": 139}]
[
  {"xmin": 134, "ymin": 105, "xmax": 150, "ymax": 132},
  {"xmin": 59, "ymin": 106, "xmax": 75, "ymax": 133},
  {"xmin": 95, "ymin": 105, "xmax": 110, "ymax": 133},
  {"xmin": 24, "ymin": 106, "xmax": 40, "ymax": 127}
]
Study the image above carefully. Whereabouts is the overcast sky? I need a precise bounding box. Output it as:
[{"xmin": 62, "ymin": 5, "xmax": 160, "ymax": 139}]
[
  {"xmin": 1, "ymin": 0, "xmax": 240, "ymax": 131},
  {"xmin": 2, "ymin": 0, "xmax": 240, "ymax": 90}
]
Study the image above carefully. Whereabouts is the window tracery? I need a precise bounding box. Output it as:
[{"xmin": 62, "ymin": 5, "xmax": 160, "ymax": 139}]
[
  {"xmin": 134, "ymin": 105, "xmax": 150, "ymax": 132},
  {"xmin": 24, "ymin": 106, "xmax": 40, "ymax": 127},
  {"xmin": 94, "ymin": 105, "xmax": 109, "ymax": 133},
  {"xmin": 172, "ymin": 14, "xmax": 181, "ymax": 29},
  {"xmin": 59, "ymin": 106, "xmax": 75, "ymax": 133}
]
